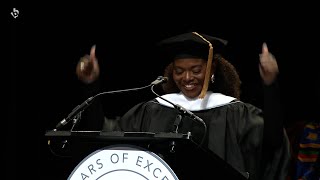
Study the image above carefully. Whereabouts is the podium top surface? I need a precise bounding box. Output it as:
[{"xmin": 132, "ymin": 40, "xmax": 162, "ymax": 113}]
[{"xmin": 45, "ymin": 130, "xmax": 192, "ymax": 141}]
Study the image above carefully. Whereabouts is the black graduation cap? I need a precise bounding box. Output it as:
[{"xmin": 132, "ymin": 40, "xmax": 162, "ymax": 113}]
[
  {"xmin": 157, "ymin": 32, "xmax": 228, "ymax": 98},
  {"xmin": 157, "ymin": 32, "xmax": 228, "ymax": 60}
]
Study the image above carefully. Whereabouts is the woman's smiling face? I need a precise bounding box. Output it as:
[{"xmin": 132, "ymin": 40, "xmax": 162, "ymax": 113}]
[{"xmin": 172, "ymin": 58, "xmax": 207, "ymax": 99}]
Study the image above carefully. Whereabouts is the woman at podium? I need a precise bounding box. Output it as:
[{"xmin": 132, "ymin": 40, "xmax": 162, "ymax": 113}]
[{"xmin": 73, "ymin": 32, "xmax": 290, "ymax": 180}]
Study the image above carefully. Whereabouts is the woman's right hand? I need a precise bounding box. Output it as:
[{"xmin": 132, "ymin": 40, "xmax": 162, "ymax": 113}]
[{"xmin": 76, "ymin": 45, "xmax": 100, "ymax": 84}]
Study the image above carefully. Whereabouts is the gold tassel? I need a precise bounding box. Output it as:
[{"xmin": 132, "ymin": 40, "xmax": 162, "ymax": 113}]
[{"xmin": 192, "ymin": 32, "xmax": 213, "ymax": 99}]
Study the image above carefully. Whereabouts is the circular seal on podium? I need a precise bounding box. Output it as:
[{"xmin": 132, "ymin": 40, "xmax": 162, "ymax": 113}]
[{"xmin": 68, "ymin": 144, "xmax": 179, "ymax": 180}]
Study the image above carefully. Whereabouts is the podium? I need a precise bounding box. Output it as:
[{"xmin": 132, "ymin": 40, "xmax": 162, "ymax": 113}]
[{"xmin": 45, "ymin": 130, "xmax": 249, "ymax": 180}]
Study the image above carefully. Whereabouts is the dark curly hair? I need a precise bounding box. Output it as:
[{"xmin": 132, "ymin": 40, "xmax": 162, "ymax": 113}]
[{"xmin": 161, "ymin": 54, "xmax": 241, "ymax": 99}]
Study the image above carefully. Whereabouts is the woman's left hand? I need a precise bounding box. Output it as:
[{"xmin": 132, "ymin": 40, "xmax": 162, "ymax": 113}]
[{"xmin": 259, "ymin": 43, "xmax": 279, "ymax": 85}]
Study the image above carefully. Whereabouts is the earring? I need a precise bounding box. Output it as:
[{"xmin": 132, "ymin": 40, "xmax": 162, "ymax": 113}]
[{"xmin": 211, "ymin": 74, "xmax": 215, "ymax": 83}]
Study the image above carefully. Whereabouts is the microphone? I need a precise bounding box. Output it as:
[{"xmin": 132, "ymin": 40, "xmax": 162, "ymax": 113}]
[
  {"xmin": 150, "ymin": 84, "xmax": 207, "ymax": 147},
  {"xmin": 54, "ymin": 97, "xmax": 94, "ymax": 130},
  {"xmin": 151, "ymin": 76, "xmax": 168, "ymax": 85},
  {"xmin": 173, "ymin": 104, "xmax": 206, "ymax": 127},
  {"xmin": 54, "ymin": 76, "xmax": 168, "ymax": 130}
]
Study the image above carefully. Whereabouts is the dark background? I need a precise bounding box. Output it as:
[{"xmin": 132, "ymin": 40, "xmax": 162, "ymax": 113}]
[{"xmin": 9, "ymin": 3, "xmax": 319, "ymax": 179}]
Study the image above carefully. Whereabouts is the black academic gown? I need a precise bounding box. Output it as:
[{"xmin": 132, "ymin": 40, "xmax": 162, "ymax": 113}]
[
  {"xmin": 76, "ymin": 80, "xmax": 290, "ymax": 180},
  {"xmin": 117, "ymin": 98, "xmax": 290, "ymax": 180}
]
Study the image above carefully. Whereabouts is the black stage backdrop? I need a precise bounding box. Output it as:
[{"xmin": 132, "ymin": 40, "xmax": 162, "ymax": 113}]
[{"xmin": 9, "ymin": 3, "xmax": 319, "ymax": 179}]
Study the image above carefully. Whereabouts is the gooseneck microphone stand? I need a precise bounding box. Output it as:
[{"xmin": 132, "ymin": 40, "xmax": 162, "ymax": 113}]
[
  {"xmin": 53, "ymin": 76, "xmax": 170, "ymax": 131},
  {"xmin": 150, "ymin": 85, "xmax": 207, "ymax": 149}
]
